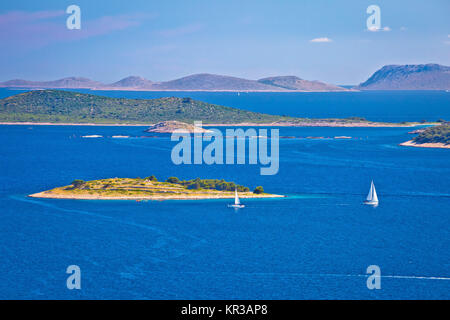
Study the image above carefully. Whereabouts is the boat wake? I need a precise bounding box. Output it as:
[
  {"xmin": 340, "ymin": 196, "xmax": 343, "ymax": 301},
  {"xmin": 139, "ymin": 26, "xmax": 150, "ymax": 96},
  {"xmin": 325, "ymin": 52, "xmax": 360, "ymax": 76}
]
[{"xmin": 166, "ymin": 270, "xmax": 450, "ymax": 281}]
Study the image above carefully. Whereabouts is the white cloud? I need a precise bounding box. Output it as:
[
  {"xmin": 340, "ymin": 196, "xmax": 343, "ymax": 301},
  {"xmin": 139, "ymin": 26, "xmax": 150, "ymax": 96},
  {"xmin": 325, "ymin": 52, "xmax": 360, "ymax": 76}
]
[
  {"xmin": 310, "ymin": 37, "xmax": 332, "ymax": 43},
  {"xmin": 444, "ymin": 35, "xmax": 450, "ymax": 45}
]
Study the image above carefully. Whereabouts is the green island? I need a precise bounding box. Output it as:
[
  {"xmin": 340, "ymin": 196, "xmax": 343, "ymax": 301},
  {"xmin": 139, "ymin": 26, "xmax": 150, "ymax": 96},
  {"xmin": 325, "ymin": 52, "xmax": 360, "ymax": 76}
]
[
  {"xmin": 400, "ymin": 124, "xmax": 450, "ymax": 149},
  {"xmin": 0, "ymin": 90, "xmax": 433, "ymax": 127},
  {"xmin": 29, "ymin": 176, "xmax": 283, "ymax": 200}
]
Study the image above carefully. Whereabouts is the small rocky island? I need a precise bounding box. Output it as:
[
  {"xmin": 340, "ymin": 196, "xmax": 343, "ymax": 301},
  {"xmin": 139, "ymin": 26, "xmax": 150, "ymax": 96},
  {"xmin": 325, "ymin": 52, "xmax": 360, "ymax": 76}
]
[
  {"xmin": 400, "ymin": 124, "xmax": 450, "ymax": 149},
  {"xmin": 29, "ymin": 176, "xmax": 283, "ymax": 200},
  {"xmin": 145, "ymin": 121, "xmax": 211, "ymax": 133}
]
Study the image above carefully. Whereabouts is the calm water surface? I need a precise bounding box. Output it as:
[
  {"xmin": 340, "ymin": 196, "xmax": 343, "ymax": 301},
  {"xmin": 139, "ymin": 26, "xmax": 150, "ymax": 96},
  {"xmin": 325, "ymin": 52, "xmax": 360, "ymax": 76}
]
[{"xmin": 0, "ymin": 90, "xmax": 449, "ymax": 299}]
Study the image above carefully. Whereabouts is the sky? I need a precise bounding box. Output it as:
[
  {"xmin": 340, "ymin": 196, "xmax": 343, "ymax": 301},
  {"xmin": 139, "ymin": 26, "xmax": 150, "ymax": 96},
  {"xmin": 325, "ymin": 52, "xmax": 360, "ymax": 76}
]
[{"xmin": 0, "ymin": 0, "xmax": 449, "ymax": 85}]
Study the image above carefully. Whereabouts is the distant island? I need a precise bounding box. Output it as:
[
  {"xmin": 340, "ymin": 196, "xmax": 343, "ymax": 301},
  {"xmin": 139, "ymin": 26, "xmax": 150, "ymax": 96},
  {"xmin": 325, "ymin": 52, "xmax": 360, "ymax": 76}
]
[
  {"xmin": 0, "ymin": 73, "xmax": 349, "ymax": 92},
  {"xmin": 400, "ymin": 124, "xmax": 450, "ymax": 149},
  {"xmin": 29, "ymin": 176, "xmax": 283, "ymax": 200},
  {"xmin": 356, "ymin": 64, "xmax": 450, "ymax": 90},
  {"xmin": 2, "ymin": 64, "xmax": 449, "ymax": 92},
  {"xmin": 0, "ymin": 90, "xmax": 432, "ymax": 128}
]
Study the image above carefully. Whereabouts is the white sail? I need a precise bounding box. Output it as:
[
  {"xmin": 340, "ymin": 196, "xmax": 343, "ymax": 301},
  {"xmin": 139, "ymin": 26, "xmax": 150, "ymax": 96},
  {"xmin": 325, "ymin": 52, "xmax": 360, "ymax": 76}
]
[
  {"xmin": 371, "ymin": 182, "xmax": 378, "ymax": 202},
  {"xmin": 366, "ymin": 181, "xmax": 378, "ymax": 203},
  {"xmin": 235, "ymin": 189, "xmax": 240, "ymax": 205}
]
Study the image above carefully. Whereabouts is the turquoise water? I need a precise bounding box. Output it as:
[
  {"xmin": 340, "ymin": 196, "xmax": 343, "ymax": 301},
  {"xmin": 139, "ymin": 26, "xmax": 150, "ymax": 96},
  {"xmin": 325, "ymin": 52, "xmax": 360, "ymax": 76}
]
[{"xmin": 0, "ymin": 90, "xmax": 449, "ymax": 299}]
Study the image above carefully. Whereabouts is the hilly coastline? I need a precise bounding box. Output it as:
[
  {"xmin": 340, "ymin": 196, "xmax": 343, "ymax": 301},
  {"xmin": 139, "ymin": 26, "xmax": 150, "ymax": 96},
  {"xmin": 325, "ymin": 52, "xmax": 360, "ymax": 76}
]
[
  {"xmin": 357, "ymin": 64, "xmax": 450, "ymax": 90},
  {"xmin": 3, "ymin": 64, "xmax": 449, "ymax": 91},
  {"xmin": 0, "ymin": 73, "xmax": 349, "ymax": 92},
  {"xmin": 258, "ymin": 76, "xmax": 347, "ymax": 91},
  {"xmin": 0, "ymin": 77, "xmax": 103, "ymax": 89},
  {"xmin": 0, "ymin": 89, "xmax": 431, "ymax": 128}
]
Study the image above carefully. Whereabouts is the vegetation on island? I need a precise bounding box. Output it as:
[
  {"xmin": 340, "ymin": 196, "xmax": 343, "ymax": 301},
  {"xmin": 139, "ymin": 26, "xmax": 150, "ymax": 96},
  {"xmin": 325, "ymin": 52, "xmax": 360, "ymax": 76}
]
[
  {"xmin": 29, "ymin": 176, "xmax": 279, "ymax": 200},
  {"xmin": 0, "ymin": 89, "xmax": 414, "ymax": 126},
  {"xmin": 165, "ymin": 177, "xmax": 250, "ymax": 192},
  {"xmin": 412, "ymin": 124, "xmax": 450, "ymax": 145},
  {"xmin": 0, "ymin": 90, "xmax": 291, "ymax": 124},
  {"xmin": 253, "ymin": 186, "xmax": 264, "ymax": 194}
]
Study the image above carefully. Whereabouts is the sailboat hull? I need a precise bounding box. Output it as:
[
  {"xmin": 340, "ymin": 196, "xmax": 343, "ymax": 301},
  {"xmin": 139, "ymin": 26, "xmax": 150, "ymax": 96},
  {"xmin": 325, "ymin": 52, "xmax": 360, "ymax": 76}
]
[
  {"xmin": 364, "ymin": 200, "xmax": 379, "ymax": 206},
  {"xmin": 228, "ymin": 204, "xmax": 245, "ymax": 208}
]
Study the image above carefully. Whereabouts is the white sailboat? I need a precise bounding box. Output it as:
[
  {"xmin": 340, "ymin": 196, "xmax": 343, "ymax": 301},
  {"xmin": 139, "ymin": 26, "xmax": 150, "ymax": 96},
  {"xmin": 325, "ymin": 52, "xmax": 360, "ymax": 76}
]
[
  {"xmin": 364, "ymin": 180, "xmax": 379, "ymax": 206},
  {"xmin": 228, "ymin": 189, "xmax": 245, "ymax": 208}
]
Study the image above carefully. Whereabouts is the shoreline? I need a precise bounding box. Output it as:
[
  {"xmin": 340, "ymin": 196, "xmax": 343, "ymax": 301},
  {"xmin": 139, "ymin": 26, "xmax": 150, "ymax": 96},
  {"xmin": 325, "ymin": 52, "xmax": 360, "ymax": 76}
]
[
  {"xmin": 202, "ymin": 121, "xmax": 428, "ymax": 128},
  {"xmin": 0, "ymin": 87, "xmax": 353, "ymax": 93},
  {"xmin": 399, "ymin": 140, "xmax": 450, "ymax": 149},
  {"xmin": 28, "ymin": 191, "xmax": 285, "ymax": 201},
  {"xmin": 0, "ymin": 122, "xmax": 150, "ymax": 126},
  {"xmin": 0, "ymin": 121, "xmax": 431, "ymax": 128}
]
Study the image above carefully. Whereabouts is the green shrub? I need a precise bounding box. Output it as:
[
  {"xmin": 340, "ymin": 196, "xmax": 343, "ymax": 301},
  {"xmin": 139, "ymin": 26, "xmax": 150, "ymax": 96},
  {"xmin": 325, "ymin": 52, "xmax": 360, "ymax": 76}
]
[
  {"xmin": 253, "ymin": 186, "xmax": 264, "ymax": 194},
  {"xmin": 71, "ymin": 179, "xmax": 85, "ymax": 188},
  {"xmin": 166, "ymin": 176, "xmax": 181, "ymax": 184}
]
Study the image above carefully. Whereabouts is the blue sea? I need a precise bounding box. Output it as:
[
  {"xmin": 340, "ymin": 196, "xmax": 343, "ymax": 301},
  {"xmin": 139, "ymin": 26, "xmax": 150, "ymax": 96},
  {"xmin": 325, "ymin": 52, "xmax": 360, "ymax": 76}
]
[{"xmin": 0, "ymin": 89, "xmax": 449, "ymax": 299}]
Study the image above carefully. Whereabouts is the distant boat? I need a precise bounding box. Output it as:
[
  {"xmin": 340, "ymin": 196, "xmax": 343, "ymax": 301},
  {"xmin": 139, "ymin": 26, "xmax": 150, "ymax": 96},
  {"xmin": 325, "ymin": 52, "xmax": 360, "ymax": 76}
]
[
  {"xmin": 82, "ymin": 135, "xmax": 103, "ymax": 138},
  {"xmin": 228, "ymin": 189, "xmax": 245, "ymax": 208},
  {"xmin": 364, "ymin": 180, "xmax": 379, "ymax": 206}
]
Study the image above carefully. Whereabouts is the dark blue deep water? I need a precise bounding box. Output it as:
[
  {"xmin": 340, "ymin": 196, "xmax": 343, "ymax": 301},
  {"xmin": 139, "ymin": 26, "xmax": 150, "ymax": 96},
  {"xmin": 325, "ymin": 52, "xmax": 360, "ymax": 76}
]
[
  {"xmin": 1, "ymin": 88, "xmax": 450, "ymax": 122},
  {"xmin": 0, "ymin": 89, "xmax": 449, "ymax": 299}
]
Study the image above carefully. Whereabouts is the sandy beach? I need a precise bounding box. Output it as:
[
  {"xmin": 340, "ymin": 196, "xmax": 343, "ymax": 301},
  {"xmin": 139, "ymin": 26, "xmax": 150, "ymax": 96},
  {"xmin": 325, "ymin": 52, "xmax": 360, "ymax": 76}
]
[
  {"xmin": 0, "ymin": 121, "xmax": 429, "ymax": 128},
  {"xmin": 28, "ymin": 191, "xmax": 285, "ymax": 201},
  {"xmin": 399, "ymin": 140, "xmax": 450, "ymax": 149}
]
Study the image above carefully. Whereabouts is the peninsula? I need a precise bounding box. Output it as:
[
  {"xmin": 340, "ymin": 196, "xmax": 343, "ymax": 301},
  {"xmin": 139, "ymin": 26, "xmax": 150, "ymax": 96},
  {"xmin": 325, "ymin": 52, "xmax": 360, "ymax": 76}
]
[
  {"xmin": 356, "ymin": 64, "xmax": 450, "ymax": 90},
  {"xmin": 29, "ymin": 177, "xmax": 283, "ymax": 200},
  {"xmin": 0, "ymin": 90, "xmax": 431, "ymax": 128}
]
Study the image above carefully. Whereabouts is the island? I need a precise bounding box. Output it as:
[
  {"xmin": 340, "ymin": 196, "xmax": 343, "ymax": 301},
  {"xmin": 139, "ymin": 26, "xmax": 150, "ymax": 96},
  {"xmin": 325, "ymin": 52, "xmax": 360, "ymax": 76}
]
[
  {"xmin": 29, "ymin": 176, "xmax": 284, "ymax": 200},
  {"xmin": 400, "ymin": 124, "xmax": 450, "ymax": 149},
  {"xmin": 0, "ymin": 90, "xmax": 434, "ymax": 128},
  {"xmin": 145, "ymin": 121, "xmax": 212, "ymax": 133},
  {"xmin": 0, "ymin": 73, "xmax": 349, "ymax": 92},
  {"xmin": 356, "ymin": 64, "xmax": 450, "ymax": 90}
]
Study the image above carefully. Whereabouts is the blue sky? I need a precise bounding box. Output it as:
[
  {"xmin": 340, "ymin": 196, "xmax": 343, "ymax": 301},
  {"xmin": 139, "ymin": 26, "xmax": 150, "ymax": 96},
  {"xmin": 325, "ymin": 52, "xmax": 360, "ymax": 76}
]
[{"xmin": 0, "ymin": 0, "xmax": 449, "ymax": 84}]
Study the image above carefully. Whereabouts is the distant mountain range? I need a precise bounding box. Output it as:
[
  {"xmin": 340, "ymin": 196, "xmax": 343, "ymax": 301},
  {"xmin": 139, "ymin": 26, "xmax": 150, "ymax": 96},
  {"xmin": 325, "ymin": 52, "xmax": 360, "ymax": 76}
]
[
  {"xmin": 108, "ymin": 76, "xmax": 154, "ymax": 89},
  {"xmin": 0, "ymin": 73, "xmax": 349, "ymax": 92},
  {"xmin": 356, "ymin": 64, "xmax": 450, "ymax": 90},
  {"xmin": 2, "ymin": 64, "xmax": 448, "ymax": 91},
  {"xmin": 258, "ymin": 76, "xmax": 346, "ymax": 91},
  {"xmin": 0, "ymin": 77, "xmax": 103, "ymax": 89}
]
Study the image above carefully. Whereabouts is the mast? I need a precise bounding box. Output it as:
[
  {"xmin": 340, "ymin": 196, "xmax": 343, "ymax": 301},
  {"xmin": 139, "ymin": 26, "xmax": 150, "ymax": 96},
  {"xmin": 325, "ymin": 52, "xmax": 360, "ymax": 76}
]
[
  {"xmin": 366, "ymin": 181, "xmax": 374, "ymax": 201},
  {"xmin": 366, "ymin": 181, "xmax": 378, "ymax": 203},
  {"xmin": 371, "ymin": 182, "xmax": 378, "ymax": 202}
]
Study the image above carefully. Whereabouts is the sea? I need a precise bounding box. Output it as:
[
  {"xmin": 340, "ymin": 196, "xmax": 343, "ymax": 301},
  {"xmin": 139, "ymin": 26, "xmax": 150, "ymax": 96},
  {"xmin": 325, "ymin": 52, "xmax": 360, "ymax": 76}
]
[{"xmin": 0, "ymin": 88, "xmax": 449, "ymax": 299}]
